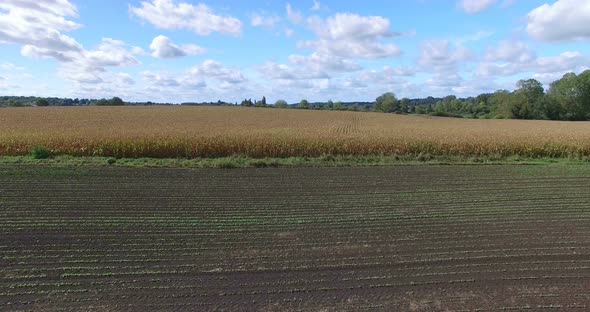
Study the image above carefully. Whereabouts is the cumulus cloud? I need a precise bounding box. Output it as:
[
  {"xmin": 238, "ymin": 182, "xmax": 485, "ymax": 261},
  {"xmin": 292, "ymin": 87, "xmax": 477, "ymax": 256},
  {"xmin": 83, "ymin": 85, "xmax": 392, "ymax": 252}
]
[
  {"xmin": 0, "ymin": 1, "xmax": 142, "ymax": 84},
  {"xmin": 250, "ymin": 14, "xmax": 281, "ymax": 27},
  {"xmin": 130, "ymin": 0, "xmax": 242, "ymax": 36},
  {"xmin": 417, "ymin": 39, "xmax": 473, "ymax": 95},
  {"xmin": 115, "ymin": 73, "xmax": 135, "ymax": 85},
  {"xmin": 299, "ymin": 13, "xmax": 402, "ymax": 59},
  {"xmin": 0, "ymin": 63, "xmax": 24, "ymax": 71},
  {"xmin": 149, "ymin": 35, "xmax": 204, "ymax": 58},
  {"xmin": 142, "ymin": 60, "xmax": 247, "ymax": 91},
  {"xmin": 311, "ymin": 0, "xmax": 321, "ymax": 11},
  {"xmin": 476, "ymin": 38, "xmax": 589, "ymax": 82},
  {"xmin": 259, "ymin": 52, "xmax": 361, "ymax": 81},
  {"xmin": 188, "ymin": 60, "xmax": 246, "ymax": 84},
  {"xmin": 526, "ymin": 0, "xmax": 590, "ymax": 41},
  {"xmin": 483, "ymin": 40, "xmax": 536, "ymax": 63},
  {"xmin": 344, "ymin": 66, "xmax": 416, "ymax": 90},
  {"xmin": 57, "ymin": 38, "xmax": 141, "ymax": 84},
  {"xmin": 142, "ymin": 71, "xmax": 182, "ymax": 87},
  {"xmin": 0, "ymin": 0, "xmax": 82, "ymax": 52},
  {"xmin": 419, "ymin": 39, "xmax": 471, "ymax": 73},
  {"xmin": 459, "ymin": 0, "xmax": 497, "ymax": 13},
  {"xmin": 286, "ymin": 3, "xmax": 303, "ymax": 24},
  {"xmin": 284, "ymin": 27, "xmax": 294, "ymax": 37}
]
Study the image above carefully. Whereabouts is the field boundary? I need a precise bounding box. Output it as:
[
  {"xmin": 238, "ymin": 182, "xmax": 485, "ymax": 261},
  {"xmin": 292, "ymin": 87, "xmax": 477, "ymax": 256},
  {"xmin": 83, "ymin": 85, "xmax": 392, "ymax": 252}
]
[{"xmin": 1, "ymin": 154, "xmax": 589, "ymax": 169}]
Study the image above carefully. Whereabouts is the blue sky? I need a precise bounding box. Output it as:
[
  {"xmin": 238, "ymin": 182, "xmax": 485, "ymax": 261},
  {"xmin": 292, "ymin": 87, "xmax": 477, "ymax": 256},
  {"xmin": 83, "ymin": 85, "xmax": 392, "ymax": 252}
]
[{"xmin": 0, "ymin": 0, "xmax": 589, "ymax": 103}]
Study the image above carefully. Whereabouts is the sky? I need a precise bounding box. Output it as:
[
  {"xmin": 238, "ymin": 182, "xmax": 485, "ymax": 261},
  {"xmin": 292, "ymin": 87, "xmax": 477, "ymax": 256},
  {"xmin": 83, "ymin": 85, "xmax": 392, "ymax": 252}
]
[{"xmin": 0, "ymin": 0, "xmax": 589, "ymax": 103}]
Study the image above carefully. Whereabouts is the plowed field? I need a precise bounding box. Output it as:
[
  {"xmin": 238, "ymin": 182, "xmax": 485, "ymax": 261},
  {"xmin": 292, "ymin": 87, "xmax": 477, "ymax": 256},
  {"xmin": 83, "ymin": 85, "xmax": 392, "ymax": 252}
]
[{"xmin": 2, "ymin": 165, "xmax": 590, "ymax": 311}]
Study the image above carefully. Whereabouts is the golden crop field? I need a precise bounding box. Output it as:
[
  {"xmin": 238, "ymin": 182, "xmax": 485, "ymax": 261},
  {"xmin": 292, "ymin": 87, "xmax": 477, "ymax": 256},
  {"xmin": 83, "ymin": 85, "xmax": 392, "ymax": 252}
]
[{"xmin": 1, "ymin": 106, "xmax": 590, "ymax": 158}]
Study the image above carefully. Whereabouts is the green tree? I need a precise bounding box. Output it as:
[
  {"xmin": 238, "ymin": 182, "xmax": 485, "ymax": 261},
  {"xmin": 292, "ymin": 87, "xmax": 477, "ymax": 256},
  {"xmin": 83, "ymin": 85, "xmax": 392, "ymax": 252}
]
[
  {"xmin": 333, "ymin": 101, "xmax": 343, "ymax": 110},
  {"xmin": 415, "ymin": 105, "xmax": 427, "ymax": 114},
  {"xmin": 488, "ymin": 90, "xmax": 513, "ymax": 118},
  {"xmin": 434, "ymin": 100, "xmax": 445, "ymax": 113},
  {"xmin": 274, "ymin": 99, "xmax": 288, "ymax": 108},
  {"xmin": 546, "ymin": 72, "xmax": 590, "ymax": 120},
  {"xmin": 515, "ymin": 79, "xmax": 544, "ymax": 118},
  {"xmin": 109, "ymin": 97, "xmax": 125, "ymax": 106},
  {"xmin": 400, "ymin": 98, "xmax": 410, "ymax": 113},
  {"xmin": 94, "ymin": 98, "xmax": 110, "ymax": 106},
  {"xmin": 374, "ymin": 92, "xmax": 398, "ymax": 112},
  {"xmin": 35, "ymin": 98, "xmax": 49, "ymax": 107},
  {"xmin": 325, "ymin": 100, "xmax": 334, "ymax": 110},
  {"xmin": 298, "ymin": 99, "xmax": 310, "ymax": 109}
]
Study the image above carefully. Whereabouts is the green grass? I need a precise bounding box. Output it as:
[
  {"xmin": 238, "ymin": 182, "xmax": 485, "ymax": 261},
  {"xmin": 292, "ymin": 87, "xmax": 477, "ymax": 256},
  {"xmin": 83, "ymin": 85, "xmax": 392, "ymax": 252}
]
[{"xmin": 1, "ymin": 154, "xmax": 590, "ymax": 169}]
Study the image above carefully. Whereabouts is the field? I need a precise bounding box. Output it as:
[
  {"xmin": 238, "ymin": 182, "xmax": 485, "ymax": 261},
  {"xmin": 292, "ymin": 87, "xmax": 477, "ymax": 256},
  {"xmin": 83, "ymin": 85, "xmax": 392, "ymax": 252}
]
[
  {"xmin": 3, "ymin": 164, "xmax": 590, "ymax": 311},
  {"xmin": 2, "ymin": 106, "xmax": 590, "ymax": 159}
]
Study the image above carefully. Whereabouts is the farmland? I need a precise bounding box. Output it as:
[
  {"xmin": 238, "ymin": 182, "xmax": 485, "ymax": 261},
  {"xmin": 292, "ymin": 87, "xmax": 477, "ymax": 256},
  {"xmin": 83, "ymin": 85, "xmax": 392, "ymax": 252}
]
[
  {"xmin": 2, "ymin": 106, "xmax": 590, "ymax": 159},
  {"xmin": 2, "ymin": 164, "xmax": 590, "ymax": 311}
]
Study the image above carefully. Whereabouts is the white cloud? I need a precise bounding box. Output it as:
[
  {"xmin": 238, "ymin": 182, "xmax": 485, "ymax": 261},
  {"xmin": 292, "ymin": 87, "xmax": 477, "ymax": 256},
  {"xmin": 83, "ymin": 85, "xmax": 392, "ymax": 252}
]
[
  {"xmin": 57, "ymin": 38, "xmax": 142, "ymax": 84},
  {"xmin": 259, "ymin": 51, "xmax": 362, "ymax": 82},
  {"xmin": 286, "ymin": 3, "xmax": 303, "ymax": 24},
  {"xmin": 536, "ymin": 51, "xmax": 588, "ymax": 73},
  {"xmin": 143, "ymin": 60, "xmax": 246, "ymax": 91},
  {"xmin": 0, "ymin": 63, "xmax": 24, "ymax": 71},
  {"xmin": 477, "ymin": 42, "xmax": 589, "ymax": 83},
  {"xmin": 299, "ymin": 13, "xmax": 402, "ymax": 59},
  {"xmin": 417, "ymin": 39, "xmax": 472, "ymax": 95},
  {"xmin": 483, "ymin": 40, "xmax": 536, "ymax": 63},
  {"xmin": 142, "ymin": 71, "xmax": 182, "ymax": 87},
  {"xmin": 189, "ymin": 60, "xmax": 246, "ymax": 84},
  {"xmin": 251, "ymin": 14, "xmax": 281, "ymax": 27},
  {"xmin": 115, "ymin": 73, "xmax": 135, "ymax": 85},
  {"xmin": 0, "ymin": 1, "xmax": 142, "ymax": 85},
  {"xmin": 344, "ymin": 65, "xmax": 415, "ymax": 90},
  {"xmin": 526, "ymin": 0, "xmax": 590, "ymax": 41},
  {"xmin": 459, "ymin": 0, "xmax": 497, "ymax": 13},
  {"xmin": 130, "ymin": 0, "xmax": 242, "ymax": 36},
  {"xmin": 0, "ymin": 0, "xmax": 82, "ymax": 53},
  {"xmin": 149, "ymin": 35, "xmax": 204, "ymax": 58},
  {"xmin": 311, "ymin": 0, "xmax": 321, "ymax": 11},
  {"xmin": 419, "ymin": 39, "xmax": 471, "ymax": 73},
  {"xmin": 284, "ymin": 27, "xmax": 294, "ymax": 37}
]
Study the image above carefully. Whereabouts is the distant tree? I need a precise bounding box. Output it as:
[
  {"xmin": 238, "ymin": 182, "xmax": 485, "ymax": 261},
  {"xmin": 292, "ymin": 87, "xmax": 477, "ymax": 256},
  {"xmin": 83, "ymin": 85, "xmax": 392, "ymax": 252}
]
[
  {"xmin": 415, "ymin": 105, "xmax": 427, "ymax": 114},
  {"xmin": 434, "ymin": 101, "xmax": 445, "ymax": 113},
  {"xmin": 374, "ymin": 92, "xmax": 398, "ymax": 112},
  {"xmin": 325, "ymin": 100, "xmax": 334, "ymax": 110},
  {"xmin": 488, "ymin": 90, "xmax": 513, "ymax": 118},
  {"xmin": 261, "ymin": 96, "xmax": 267, "ymax": 106},
  {"xmin": 241, "ymin": 99, "xmax": 254, "ymax": 106},
  {"xmin": 109, "ymin": 97, "xmax": 125, "ymax": 106},
  {"xmin": 333, "ymin": 101, "xmax": 343, "ymax": 110},
  {"xmin": 546, "ymin": 71, "xmax": 590, "ymax": 120},
  {"xmin": 515, "ymin": 79, "xmax": 544, "ymax": 118},
  {"xmin": 255, "ymin": 98, "xmax": 267, "ymax": 107},
  {"xmin": 400, "ymin": 98, "xmax": 410, "ymax": 113},
  {"xmin": 94, "ymin": 99, "xmax": 108, "ymax": 106},
  {"xmin": 274, "ymin": 99, "xmax": 288, "ymax": 108},
  {"xmin": 298, "ymin": 99, "xmax": 310, "ymax": 109},
  {"xmin": 35, "ymin": 98, "xmax": 49, "ymax": 107}
]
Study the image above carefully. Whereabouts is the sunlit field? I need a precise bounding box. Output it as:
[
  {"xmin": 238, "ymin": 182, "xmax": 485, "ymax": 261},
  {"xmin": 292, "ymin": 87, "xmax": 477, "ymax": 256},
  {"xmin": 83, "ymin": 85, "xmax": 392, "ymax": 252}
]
[{"xmin": 2, "ymin": 106, "xmax": 590, "ymax": 158}]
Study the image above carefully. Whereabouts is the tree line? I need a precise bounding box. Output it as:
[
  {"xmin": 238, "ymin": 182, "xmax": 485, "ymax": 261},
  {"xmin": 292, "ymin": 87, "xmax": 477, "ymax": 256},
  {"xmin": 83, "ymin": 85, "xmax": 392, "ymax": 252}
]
[
  {"xmin": 268, "ymin": 70, "xmax": 590, "ymax": 121},
  {"xmin": 0, "ymin": 96, "xmax": 125, "ymax": 107},
  {"xmin": 1, "ymin": 70, "xmax": 589, "ymax": 121}
]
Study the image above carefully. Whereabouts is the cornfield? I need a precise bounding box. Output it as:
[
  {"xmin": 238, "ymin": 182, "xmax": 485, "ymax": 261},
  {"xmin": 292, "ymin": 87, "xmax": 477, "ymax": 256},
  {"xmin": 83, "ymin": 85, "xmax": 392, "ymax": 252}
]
[{"xmin": 1, "ymin": 106, "xmax": 590, "ymax": 158}]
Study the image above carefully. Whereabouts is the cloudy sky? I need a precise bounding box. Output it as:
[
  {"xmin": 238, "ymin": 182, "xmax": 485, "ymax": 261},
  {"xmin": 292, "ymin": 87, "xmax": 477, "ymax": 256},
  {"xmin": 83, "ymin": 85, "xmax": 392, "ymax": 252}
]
[{"xmin": 0, "ymin": 0, "xmax": 589, "ymax": 103}]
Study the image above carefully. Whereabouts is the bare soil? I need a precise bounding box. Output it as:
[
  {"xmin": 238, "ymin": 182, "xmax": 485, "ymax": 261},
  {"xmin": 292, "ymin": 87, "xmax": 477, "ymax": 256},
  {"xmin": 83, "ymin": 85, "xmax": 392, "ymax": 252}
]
[{"xmin": 1, "ymin": 165, "xmax": 590, "ymax": 311}]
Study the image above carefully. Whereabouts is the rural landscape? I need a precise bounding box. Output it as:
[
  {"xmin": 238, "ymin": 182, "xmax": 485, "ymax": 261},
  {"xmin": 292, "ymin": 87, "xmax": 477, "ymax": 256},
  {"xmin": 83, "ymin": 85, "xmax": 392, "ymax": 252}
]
[{"xmin": 3, "ymin": 0, "xmax": 590, "ymax": 311}]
